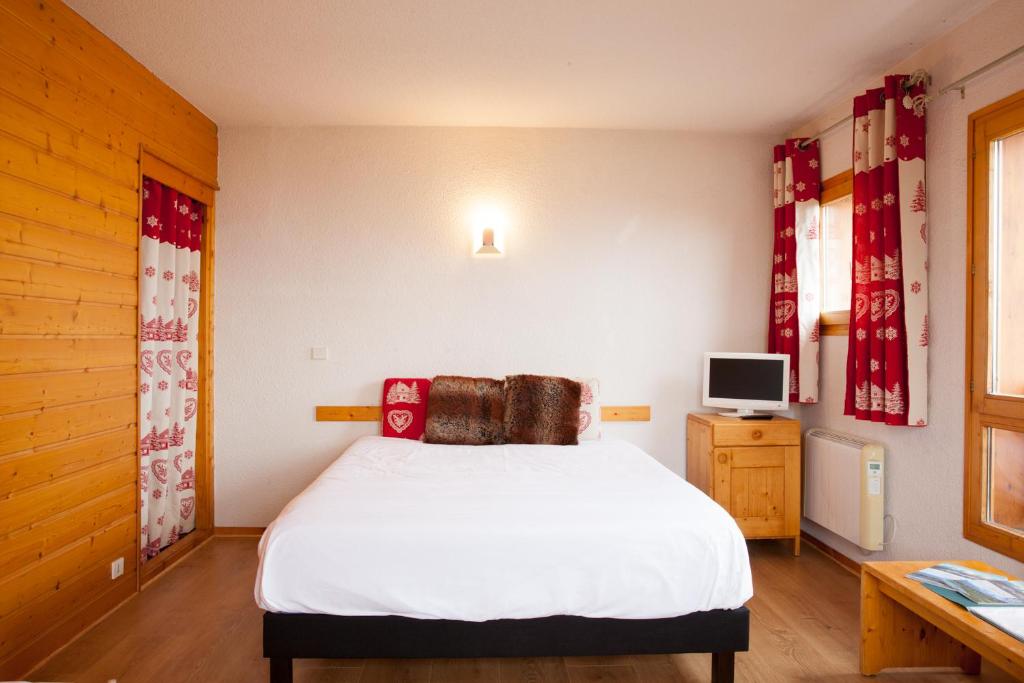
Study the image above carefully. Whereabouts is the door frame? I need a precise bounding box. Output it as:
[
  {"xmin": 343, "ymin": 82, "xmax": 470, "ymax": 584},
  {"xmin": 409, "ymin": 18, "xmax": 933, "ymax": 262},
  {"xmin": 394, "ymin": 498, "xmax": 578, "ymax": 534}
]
[{"xmin": 137, "ymin": 147, "xmax": 217, "ymax": 585}]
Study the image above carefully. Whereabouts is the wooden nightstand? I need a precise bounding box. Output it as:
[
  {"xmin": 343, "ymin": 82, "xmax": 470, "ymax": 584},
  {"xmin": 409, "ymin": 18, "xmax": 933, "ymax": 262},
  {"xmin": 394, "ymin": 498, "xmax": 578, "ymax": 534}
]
[{"xmin": 685, "ymin": 413, "xmax": 801, "ymax": 555}]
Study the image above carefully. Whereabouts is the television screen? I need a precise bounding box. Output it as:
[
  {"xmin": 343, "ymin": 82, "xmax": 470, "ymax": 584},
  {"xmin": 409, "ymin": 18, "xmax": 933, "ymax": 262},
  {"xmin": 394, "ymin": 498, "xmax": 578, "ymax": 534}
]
[{"xmin": 708, "ymin": 357, "xmax": 786, "ymax": 402}]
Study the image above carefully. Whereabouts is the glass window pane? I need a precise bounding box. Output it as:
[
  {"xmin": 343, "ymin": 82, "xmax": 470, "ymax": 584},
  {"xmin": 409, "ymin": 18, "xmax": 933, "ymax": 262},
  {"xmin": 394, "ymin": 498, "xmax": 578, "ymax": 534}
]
[
  {"xmin": 822, "ymin": 195, "xmax": 853, "ymax": 312},
  {"xmin": 990, "ymin": 130, "xmax": 1024, "ymax": 397},
  {"xmin": 987, "ymin": 427, "xmax": 1024, "ymax": 533}
]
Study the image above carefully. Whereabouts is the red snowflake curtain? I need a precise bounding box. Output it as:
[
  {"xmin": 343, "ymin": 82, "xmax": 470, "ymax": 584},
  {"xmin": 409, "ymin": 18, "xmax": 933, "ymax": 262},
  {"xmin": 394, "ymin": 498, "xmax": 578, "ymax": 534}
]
[
  {"xmin": 769, "ymin": 139, "xmax": 821, "ymax": 404},
  {"xmin": 139, "ymin": 177, "xmax": 204, "ymax": 561},
  {"xmin": 844, "ymin": 75, "xmax": 929, "ymax": 426}
]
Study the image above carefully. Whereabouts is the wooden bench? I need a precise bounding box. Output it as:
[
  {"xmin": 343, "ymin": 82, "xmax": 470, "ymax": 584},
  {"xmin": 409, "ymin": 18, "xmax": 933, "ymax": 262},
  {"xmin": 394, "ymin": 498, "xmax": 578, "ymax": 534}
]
[{"xmin": 861, "ymin": 560, "xmax": 1024, "ymax": 678}]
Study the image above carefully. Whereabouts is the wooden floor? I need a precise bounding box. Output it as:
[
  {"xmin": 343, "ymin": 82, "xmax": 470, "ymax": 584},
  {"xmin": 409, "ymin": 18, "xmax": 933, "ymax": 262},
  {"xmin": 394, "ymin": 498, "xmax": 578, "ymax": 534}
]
[{"xmin": 28, "ymin": 538, "xmax": 1018, "ymax": 683}]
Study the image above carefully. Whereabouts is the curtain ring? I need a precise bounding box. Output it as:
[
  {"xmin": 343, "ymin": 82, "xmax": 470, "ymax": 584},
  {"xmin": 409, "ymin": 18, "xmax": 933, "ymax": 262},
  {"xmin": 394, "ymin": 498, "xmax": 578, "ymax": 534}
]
[{"xmin": 901, "ymin": 69, "xmax": 931, "ymax": 92}]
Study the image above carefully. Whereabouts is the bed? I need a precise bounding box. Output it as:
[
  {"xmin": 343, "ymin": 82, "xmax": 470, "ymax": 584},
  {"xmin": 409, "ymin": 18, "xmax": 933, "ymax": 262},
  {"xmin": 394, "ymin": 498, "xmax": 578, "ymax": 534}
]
[{"xmin": 257, "ymin": 436, "xmax": 753, "ymax": 682}]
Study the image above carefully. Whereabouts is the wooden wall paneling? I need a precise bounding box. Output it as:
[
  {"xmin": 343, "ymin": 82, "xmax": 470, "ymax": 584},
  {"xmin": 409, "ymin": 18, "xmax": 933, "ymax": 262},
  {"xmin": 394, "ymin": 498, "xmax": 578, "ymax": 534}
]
[
  {"xmin": 0, "ymin": 91, "xmax": 140, "ymax": 188},
  {"xmin": 0, "ymin": 396, "xmax": 136, "ymax": 456},
  {"xmin": 0, "ymin": 256, "xmax": 137, "ymax": 305},
  {"xmin": 0, "ymin": 337, "xmax": 136, "ymax": 375},
  {"xmin": 0, "ymin": 298, "xmax": 136, "ymax": 335},
  {"xmin": 0, "ymin": 61, "xmax": 216, "ymax": 190},
  {"xmin": 0, "ymin": 173, "xmax": 138, "ymax": 244},
  {"xmin": 0, "ymin": 9, "xmax": 217, "ymax": 158},
  {"xmin": 0, "ymin": 134, "xmax": 139, "ymax": 215},
  {"xmin": 0, "ymin": 484, "xmax": 134, "ymax": 576},
  {"xmin": 0, "ymin": 366, "xmax": 136, "ymax": 415},
  {"xmin": 0, "ymin": 215, "xmax": 138, "ymax": 277},
  {"xmin": 0, "ymin": 514, "xmax": 136, "ymax": 619},
  {"xmin": 0, "ymin": 427, "xmax": 136, "ymax": 494},
  {"xmin": 0, "ymin": 557, "xmax": 136, "ymax": 679},
  {"xmin": 0, "ymin": 46, "xmax": 217, "ymax": 185},
  {"xmin": 1, "ymin": 0, "xmax": 217, "ymax": 137},
  {"xmin": 0, "ymin": 454, "xmax": 136, "ymax": 536},
  {"xmin": 0, "ymin": 0, "xmax": 218, "ymax": 676},
  {"xmin": 0, "ymin": 544, "xmax": 137, "ymax": 677}
]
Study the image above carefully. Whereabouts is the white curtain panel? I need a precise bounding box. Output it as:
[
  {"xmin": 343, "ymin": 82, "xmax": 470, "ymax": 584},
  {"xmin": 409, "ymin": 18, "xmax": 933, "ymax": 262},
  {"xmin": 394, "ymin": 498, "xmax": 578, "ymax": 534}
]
[
  {"xmin": 770, "ymin": 139, "xmax": 821, "ymax": 403},
  {"xmin": 139, "ymin": 177, "xmax": 204, "ymax": 560}
]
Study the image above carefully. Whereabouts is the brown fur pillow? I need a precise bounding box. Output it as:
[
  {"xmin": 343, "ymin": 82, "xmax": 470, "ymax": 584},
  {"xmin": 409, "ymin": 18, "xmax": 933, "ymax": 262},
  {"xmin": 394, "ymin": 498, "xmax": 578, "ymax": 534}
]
[
  {"xmin": 424, "ymin": 376, "xmax": 505, "ymax": 445},
  {"xmin": 503, "ymin": 375, "xmax": 582, "ymax": 445}
]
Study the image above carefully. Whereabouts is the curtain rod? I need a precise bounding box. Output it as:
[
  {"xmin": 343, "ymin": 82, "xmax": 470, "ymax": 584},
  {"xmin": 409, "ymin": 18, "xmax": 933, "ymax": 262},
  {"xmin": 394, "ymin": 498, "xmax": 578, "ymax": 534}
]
[
  {"xmin": 797, "ymin": 42, "xmax": 1024, "ymax": 147},
  {"xmin": 939, "ymin": 42, "xmax": 1024, "ymax": 97}
]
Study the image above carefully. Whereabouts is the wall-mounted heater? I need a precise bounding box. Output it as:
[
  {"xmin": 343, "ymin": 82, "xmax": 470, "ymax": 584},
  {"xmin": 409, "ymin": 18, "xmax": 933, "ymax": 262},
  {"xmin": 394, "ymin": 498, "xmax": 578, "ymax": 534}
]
[{"xmin": 804, "ymin": 428, "xmax": 885, "ymax": 552}]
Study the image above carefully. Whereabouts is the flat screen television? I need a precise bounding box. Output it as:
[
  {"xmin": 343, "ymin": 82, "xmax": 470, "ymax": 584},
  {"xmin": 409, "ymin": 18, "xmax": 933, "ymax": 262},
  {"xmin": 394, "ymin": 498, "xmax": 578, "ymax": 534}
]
[{"xmin": 702, "ymin": 352, "xmax": 789, "ymax": 418}]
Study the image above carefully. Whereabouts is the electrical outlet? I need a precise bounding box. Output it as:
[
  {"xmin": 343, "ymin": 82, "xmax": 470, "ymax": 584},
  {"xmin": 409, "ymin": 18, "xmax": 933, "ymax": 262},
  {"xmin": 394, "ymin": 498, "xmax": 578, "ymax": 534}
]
[
  {"xmin": 310, "ymin": 347, "xmax": 329, "ymax": 360},
  {"xmin": 111, "ymin": 556, "xmax": 124, "ymax": 580}
]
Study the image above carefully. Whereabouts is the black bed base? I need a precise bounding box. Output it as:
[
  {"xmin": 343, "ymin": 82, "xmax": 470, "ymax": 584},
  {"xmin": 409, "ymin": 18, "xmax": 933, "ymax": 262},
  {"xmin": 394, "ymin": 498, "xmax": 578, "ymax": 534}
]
[{"xmin": 263, "ymin": 607, "xmax": 749, "ymax": 683}]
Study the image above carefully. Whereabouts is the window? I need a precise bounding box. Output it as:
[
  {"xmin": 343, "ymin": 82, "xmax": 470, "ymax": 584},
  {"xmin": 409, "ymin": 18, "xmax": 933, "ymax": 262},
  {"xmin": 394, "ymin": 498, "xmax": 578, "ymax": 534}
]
[
  {"xmin": 820, "ymin": 170, "xmax": 853, "ymax": 335},
  {"xmin": 966, "ymin": 89, "xmax": 1024, "ymax": 562}
]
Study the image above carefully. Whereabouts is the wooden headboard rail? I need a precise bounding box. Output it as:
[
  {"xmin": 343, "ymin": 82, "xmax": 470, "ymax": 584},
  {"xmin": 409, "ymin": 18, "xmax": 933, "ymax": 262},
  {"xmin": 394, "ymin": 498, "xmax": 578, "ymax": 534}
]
[{"xmin": 315, "ymin": 405, "xmax": 651, "ymax": 422}]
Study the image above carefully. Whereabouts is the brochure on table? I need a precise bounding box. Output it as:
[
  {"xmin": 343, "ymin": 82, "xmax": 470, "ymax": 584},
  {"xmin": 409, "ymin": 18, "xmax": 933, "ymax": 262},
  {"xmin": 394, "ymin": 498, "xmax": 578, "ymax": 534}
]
[{"xmin": 906, "ymin": 563, "xmax": 1024, "ymax": 642}]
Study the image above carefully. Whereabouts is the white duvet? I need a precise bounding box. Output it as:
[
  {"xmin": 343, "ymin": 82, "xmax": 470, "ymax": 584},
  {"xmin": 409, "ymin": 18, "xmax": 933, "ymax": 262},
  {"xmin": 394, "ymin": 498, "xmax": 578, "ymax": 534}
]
[{"xmin": 256, "ymin": 436, "xmax": 752, "ymax": 621}]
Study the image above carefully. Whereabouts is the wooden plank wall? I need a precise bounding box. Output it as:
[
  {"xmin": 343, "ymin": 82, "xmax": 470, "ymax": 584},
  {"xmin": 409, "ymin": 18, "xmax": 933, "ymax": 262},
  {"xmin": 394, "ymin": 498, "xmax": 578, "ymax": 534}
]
[{"xmin": 0, "ymin": 0, "xmax": 217, "ymax": 676}]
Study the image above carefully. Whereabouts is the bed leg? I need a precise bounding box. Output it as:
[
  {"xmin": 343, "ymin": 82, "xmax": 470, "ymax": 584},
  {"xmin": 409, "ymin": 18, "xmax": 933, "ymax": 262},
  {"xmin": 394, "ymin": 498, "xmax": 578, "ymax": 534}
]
[
  {"xmin": 269, "ymin": 657, "xmax": 293, "ymax": 683},
  {"xmin": 711, "ymin": 651, "xmax": 735, "ymax": 683}
]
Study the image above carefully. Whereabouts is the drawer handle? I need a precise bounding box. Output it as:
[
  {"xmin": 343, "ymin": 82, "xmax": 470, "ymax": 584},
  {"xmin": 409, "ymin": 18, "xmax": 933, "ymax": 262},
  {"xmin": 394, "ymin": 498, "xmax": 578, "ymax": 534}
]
[
  {"xmin": 751, "ymin": 430, "xmax": 763, "ymax": 440},
  {"xmin": 718, "ymin": 453, "xmax": 729, "ymax": 464}
]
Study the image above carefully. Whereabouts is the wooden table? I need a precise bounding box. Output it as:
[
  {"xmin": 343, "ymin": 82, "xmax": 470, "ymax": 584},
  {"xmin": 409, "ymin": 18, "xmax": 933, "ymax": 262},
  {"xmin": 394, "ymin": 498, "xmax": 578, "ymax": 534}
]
[{"xmin": 861, "ymin": 560, "xmax": 1024, "ymax": 678}]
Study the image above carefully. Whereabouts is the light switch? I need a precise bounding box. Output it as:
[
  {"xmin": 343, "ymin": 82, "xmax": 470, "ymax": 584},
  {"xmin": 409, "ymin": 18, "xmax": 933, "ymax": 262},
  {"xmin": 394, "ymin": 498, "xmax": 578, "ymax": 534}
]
[{"xmin": 310, "ymin": 347, "xmax": 329, "ymax": 360}]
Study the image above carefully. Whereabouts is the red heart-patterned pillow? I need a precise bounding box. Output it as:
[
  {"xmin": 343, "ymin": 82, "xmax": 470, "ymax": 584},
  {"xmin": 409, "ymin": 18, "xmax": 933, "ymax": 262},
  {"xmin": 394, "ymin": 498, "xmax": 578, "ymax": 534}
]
[
  {"xmin": 381, "ymin": 378, "xmax": 431, "ymax": 440},
  {"xmin": 576, "ymin": 377, "xmax": 602, "ymax": 441}
]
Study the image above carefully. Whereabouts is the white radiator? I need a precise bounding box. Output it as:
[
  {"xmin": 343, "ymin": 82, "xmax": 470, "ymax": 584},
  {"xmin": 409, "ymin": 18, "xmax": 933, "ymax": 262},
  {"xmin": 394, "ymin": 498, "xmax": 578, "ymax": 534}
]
[{"xmin": 804, "ymin": 428, "xmax": 885, "ymax": 552}]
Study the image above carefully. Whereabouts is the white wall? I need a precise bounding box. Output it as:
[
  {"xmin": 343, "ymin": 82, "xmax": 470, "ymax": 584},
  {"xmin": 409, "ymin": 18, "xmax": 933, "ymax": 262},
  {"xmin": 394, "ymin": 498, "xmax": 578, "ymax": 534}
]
[
  {"xmin": 793, "ymin": 0, "xmax": 1024, "ymax": 574},
  {"xmin": 215, "ymin": 126, "xmax": 773, "ymax": 525}
]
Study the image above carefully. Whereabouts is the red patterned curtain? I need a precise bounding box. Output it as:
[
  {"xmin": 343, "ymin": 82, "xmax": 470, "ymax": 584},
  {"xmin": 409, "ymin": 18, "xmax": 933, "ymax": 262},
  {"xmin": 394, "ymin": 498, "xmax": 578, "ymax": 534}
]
[
  {"xmin": 139, "ymin": 177, "xmax": 204, "ymax": 561},
  {"xmin": 844, "ymin": 75, "xmax": 929, "ymax": 426},
  {"xmin": 769, "ymin": 139, "xmax": 821, "ymax": 404}
]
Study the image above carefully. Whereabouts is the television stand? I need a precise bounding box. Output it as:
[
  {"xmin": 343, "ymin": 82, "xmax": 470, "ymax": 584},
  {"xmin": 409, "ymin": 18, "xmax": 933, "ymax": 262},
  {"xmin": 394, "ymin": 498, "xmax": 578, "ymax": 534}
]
[{"xmin": 717, "ymin": 410, "xmax": 773, "ymax": 420}]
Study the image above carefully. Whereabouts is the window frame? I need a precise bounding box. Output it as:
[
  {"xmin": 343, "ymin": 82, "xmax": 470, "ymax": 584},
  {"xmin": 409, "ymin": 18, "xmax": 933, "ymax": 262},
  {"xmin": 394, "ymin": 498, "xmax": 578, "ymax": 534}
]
[
  {"xmin": 819, "ymin": 169, "xmax": 853, "ymax": 336},
  {"xmin": 965, "ymin": 88, "xmax": 1024, "ymax": 563}
]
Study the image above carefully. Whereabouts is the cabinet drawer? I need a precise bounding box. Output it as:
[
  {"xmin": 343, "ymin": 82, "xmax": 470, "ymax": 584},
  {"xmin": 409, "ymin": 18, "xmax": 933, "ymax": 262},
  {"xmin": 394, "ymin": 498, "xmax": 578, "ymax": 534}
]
[{"xmin": 713, "ymin": 420, "xmax": 800, "ymax": 446}]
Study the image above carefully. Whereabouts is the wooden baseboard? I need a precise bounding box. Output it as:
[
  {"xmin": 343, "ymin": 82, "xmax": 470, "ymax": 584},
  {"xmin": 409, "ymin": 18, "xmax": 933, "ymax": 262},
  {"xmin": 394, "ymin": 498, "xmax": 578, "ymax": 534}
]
[
  {"xmin": 140, "ymin": 528, "xmax": 212, "ymax": 587},
  {"xmin": 801, "ymin": 530, "xmax": 861, "ymax": 576},
  {"xmin": 214, "ymin": 526, "xmax": 267, "ymax": 536}
]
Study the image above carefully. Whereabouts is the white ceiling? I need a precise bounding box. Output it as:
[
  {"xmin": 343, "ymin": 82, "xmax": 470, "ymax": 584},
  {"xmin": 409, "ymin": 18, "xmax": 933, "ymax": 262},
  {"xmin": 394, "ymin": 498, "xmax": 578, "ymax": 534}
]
[{"xmin": 68, "ymin": 0, "xmax": 991, "ymax": 133}]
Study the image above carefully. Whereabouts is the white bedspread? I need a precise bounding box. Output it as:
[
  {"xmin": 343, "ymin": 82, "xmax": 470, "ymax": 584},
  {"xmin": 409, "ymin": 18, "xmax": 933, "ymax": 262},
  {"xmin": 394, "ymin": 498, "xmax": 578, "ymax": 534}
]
[{"xmin": 256, "ymin": 436, "xmax": 752, "ymax": 621}]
